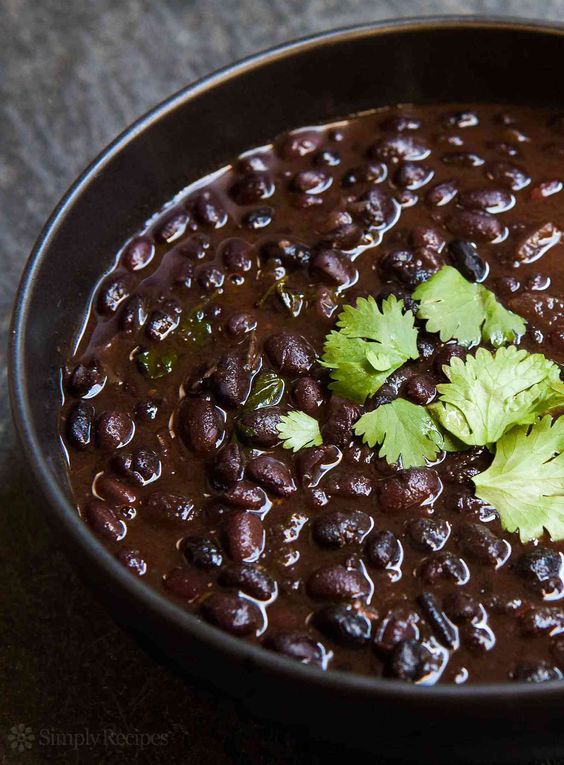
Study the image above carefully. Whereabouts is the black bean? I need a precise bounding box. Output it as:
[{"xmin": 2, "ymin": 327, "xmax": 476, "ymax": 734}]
[
  {"xmin": 306, "ymin": 564, "xmax": 370, "ymax": 602},
  {"xmin": 265, "ymin": 632, "xmax": 325, "ymax": 665},
  {"xmin": 485, "ymin": 161, "xmax": 530, "ymax": 190},
  {"xmin": 201, "ymin": 591, "xmax": 260, "ymax": 635},
  {"xmin": 226, "ymin": 311, "xmax": 257, "ymax": 336},
  {"xmin": 237, "ymin": 407, "xmax": 282, "ymax": 448},
  {"xmin": 111, "ymin": 446, "xmax": 161, "ymax": 486},
  {"xmin": 515, "ymin": 548, "xmax": 563, "ymax": 588},
  {"xmin": 448, "ymin": 239, "xmax": 489, "ymax": 282},
  {"xmin": 220, "ymin": 238, "xmax": 253, "ymax": 273},
  {"xmin": 314, "ymin": 149, "xmax": 340, "ymax": 167},
  {"xmin": 223, "ymin": 481, "xmax": 268, "ymax": 509},
  {"xmin": 417, "ymin": 592, "xmax": 458, "ymax": 649},
  {"xmin": 116, "ymin": 548, "xmax": 147, "ymax": 576},
  {"xmin": 512, "ymin": 662, "xmax": 562, "ymax": 683},
  {"xmin": 458, "ymin": 522, "xmax": 510, "ymax": 567},
  {"xmin": 219, "ymin": 563, "xmax": 276, "ymax": 600},
  {"xmin": 442, "ymin": 110, "xmax": 479, "ymax": 128},
  {"xmin": 458, "ymin": 188, "xmax": 513, "ymax": 214},
  {"xmin": 230, "ymin": 172, "xmax": 274, "ymax": 205},
  {"xmin": 181, "ymin": 536, "xmax": 223, "ymax": 569},
  {"xmin": 96, "ymin": 410, "xmax": 135, "ymax": 451},
  {"xmin": 349, "ymin": 187, "xmax": 399, "ymax": 229},
  {"xmin": 394, "ymin": 161, "xmax": 433, "ymax": 189},
  {"xmin": 322, "ymin": 398, "xmax": 361, "ymax": 447},
  {"xmin": 96, "ymin": 476, "xmax": 137, "ymax": 506},
  {"xmin": 377, "ymin": 468, "xmax": 441, "ymax": 512},
  {"xmin": 247, "ymin": 455, "xmax": 296, "ymax": 497},
  {"xmin": 120, "ymin": 295, "xmax": 148, "ymax": 333},
  {"xmin": 143, "ymin": 491, "xmax": 194, "ymax": 522},
  {"xmin": 389, "ymin": 640, "xmax": 432, "ymax": 682},
  {"xmin": 313, "ymin": 604, "xmax": 371, "ymax": 646},
  {"xmin": 155, "ymin": 208, "xmax": 190, "ymax": 242},
  {"xmin": 433, "ymin": 344, "xmax": 467, "ymax": 375},
  {"xmin": 195, "ymin": 263, "xmax": 225, "ymax": 292},
  {"xmin": 292, "ymin": 377, "xmax": 324, "ymax": 414},
  {"xmin": 296, "ymin": 445, "xmax": 341, "ymax": 488},
  {"xmin": 193, "ymin": 190, "xmax": 228, "ymax": 228},
  {"xmin": 425, "ymin": 179, "xmax": 458, "ymax": 207},
  {"xmin": 66, "ymin": 402, "xmax": 95, "ymax": 450},
  {"xmin": 145, "ymin": 300, "xmax": 181, "ymax": 341},
  {"xmin": 446, "ymin": 210, "xmax": 504, "ymax": 242},
  {"xmin": 407, "ymin": 518, "xmax": 450, "ymax": 552},
  {"xmin": 209, "ymin": 443, "xmax": 246, "ymax": 490},
  {"xmin": 165, "ymin": 566, "xmax": 211, "ymax": 601},
  {"xmin": 224, "ymin": 511, "xmax": 265, "ymax": 562},
  {"xmin": 324, "ymin": 469, "xmax": 373, "ymax": 498},
  {"xmin": 380, "ymin": 115, "xmax": 422, "ymax": 132},
  {"xmin": 121, "ymin": 236, "xmax": 155, "ymax": 271},
  {"xmin": 178, "ymin": 396, "xmax": 224, "ymax": 455},
  {"xmin": 376, "ymin": 284, "xmax": 418, "ymax": 314},
  {"xmin": 277, "ymin": 130, "xmax": 322, "ymax": 159},
  {"xmin": 373, "ymin": 607, "xmax": 420, "ymax": 652},
  {"xmin": 460, "ymin": 624, "xmax": 496, "ymax": 654},
  {"xmin": 365, "ymin": 530, "xmax": 401, "ymax": 569},
  {"xmin": 210, "ymin": 348, "xmax": 255, "ymax": 409},
  {"xmin": 292, "ymin": 169, "xmax": 331, "ymax": 194},
  {"xmin": 243, "ymin": 207, "xmax": 273, "ymax": 229},
  {"xmin": 419, "ymin": 552, "xmax": 469, "ymax": 585},
  {"xmin": 403, "ymin": 374, "xmax": 437, "ymax": 405},
  {"xmin": 370, "ymin": 134, "xmax": 429, "ymax": 162},
  {"xmin": 312, "ymin": 510, "xmax": 372, "ymax": 548},
  {"xmin": 260, "ymin": 239, "xmax": 311, "ymax": 269},
  {"xmin": 378, "ymin": 248, "xmax": 439, "ymax": 288},
  {"xmin": 265, "ymin": 332, "xmax": 315, "ymax": 375},
  {"xmin": 97, "ymin": 275, "xmax": 132, "ymax": 314},
  {"xmin": 442, "ymin": 151, "xmax": 484, "ymax": 167},
  {"xmin": 69, "ymin": 358, "xmax": 107, "ymax": 399},
  {"xmin": 443, "ymin": 592, "xmax": 482, "ymax": 625},
  {"xmin": 309, "ymin": 248, "xmax": 357, "ymax": 287},
  {"xmin": 409, "ymin": 226, "xmax": 446, "ymax": 251},
  {"xmin": 83, "ymin": 499, "xmax": 125, "ymax": 541},
  {"xmin": 519, "ymin": 606, "xmax": 564, "ymax": 636}
]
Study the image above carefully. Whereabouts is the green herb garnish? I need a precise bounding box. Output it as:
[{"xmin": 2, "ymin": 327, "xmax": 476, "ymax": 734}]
[
  {"xmin": 245, "ymin": 370, "xmax": 285, "ymax": 410},
  {"xmin": 277, "ymin": 411, "xmax": 323, "ymax": 452},
  {"xmin": 136, "ymin": 349, "xmax": 178, "ymax": 379}
]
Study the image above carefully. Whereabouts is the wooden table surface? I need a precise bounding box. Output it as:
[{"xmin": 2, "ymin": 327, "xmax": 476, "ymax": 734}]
[{"xmin": 2, "ymin": 1, "xmax": 564, "ymax": 762}]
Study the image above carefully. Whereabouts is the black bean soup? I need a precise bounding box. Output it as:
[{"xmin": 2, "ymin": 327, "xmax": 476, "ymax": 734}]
[{"xmin": 61, "ymin": 104, "xmax": 564, "ymax": 685}]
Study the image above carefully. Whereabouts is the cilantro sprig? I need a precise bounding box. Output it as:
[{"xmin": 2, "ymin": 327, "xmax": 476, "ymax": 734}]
[
  {"xmin": 413, "ymin": 266, "xmax": 526, "ymax": 347},
  {"xmin": 277, "ymin": 411, "xmax": 322, "ymax": 452},
  {"xmin": 321, "ymin": 295, "xmax": 419, "ymax": 404},
  {"xmin": 473, "ymin": 416, "xmax": 564, "ymax": 542},
  {"xmin": 432, "ymin": 346, "xmax": 564, "ymax": 446},
  {"xmin": 354, "ymin": 399, "xmax": 444, "ymax": 468}
]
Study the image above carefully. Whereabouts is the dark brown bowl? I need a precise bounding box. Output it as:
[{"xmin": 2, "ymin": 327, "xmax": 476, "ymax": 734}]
[{"xmin": 9, "ymin": 16, "xmax": 564, "ymax": 763}]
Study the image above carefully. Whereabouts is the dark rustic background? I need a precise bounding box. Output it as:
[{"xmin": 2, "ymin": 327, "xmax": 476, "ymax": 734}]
[{"xmin": 2, "ymin": 1, "xmax": 564, "ymax": 763}]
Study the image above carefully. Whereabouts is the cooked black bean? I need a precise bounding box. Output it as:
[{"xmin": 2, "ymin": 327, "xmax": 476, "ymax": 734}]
[
  {"xmin": 111, "ymin": 446, "xmax": 161, "ymax": 486},
  {"xmin": 365, "ymin": 530, "xmax": 401, "ymax": 569},
  {"xmin": 201, "ymin": 591, "xmax": 260, "ymax": 635},
  {"xmin": 226, "ymin": 311, "xmax": 257, "ymax": 336},
  {"xmin": 265, "ymin": 332, "xmax": 315, "ymax": 375},
  {"xmin": 145, "ymin": 300, "xmax": 181, "ymax": 341},
  {"xmin": 224, "ymin": 511, "xmax": 265, "ymax": 563},
  {"xmin": 443, "ymin": 592, "xmax": 482, "ymax": 625},
  {"xmin": 447, "ymin": 239, "xmax": 488, "ymax": 282},
  {"xmin": 446, "ymin": 210, "xmax": 504, "ymax": 242},
  {"xmin": 66, "ymin": 401, "xmax": 95, "ymax": 450},
  {"xmin": 485, "ymin": 161, "xmax": 530, "ymax": 190},
  {"xmin": 116, "ymin": 548, "xmax": 147, "ymax": 576},
  {"xmin": 143, "ymin": 491, "xmax": 194, "ymax": 522},
  {"xmin": 292, "ymin": 377, "xmax": 324, "ymax": 414},
  {"xmin": 296, "ymin": 444, "xmax": 341, "ymax": 488},
  {"xmin": 433, "ymin": 344, "xmax": 467, "ymax": 374},
  {"xmin": 120, "ymin": 295, "xmax": 148, "ymax": 333},
  {"xmin": 419, "ymin": 552, "xmax": 469, "ymax": 585},
  {"xmin": 458, "ymin": 187, "xmax": 513, "ymax": 213},
  {"xmin": 458, "ymin": 522, "xmax": 510, "ymax": 568},
  {"xmin": 96, "ymin": 410, "xmax": 135, "ymax": 451},
  {"xmin": 122, "ymin": 236, "xmax": 154, "ymax": 271},
  {"xmin": 322, "ymin": 399, "xmax": 360, "ymax": 447},
  {"xmin": 230, "ymin": 172, "xmax": 274, "ymax": 205},
  {"xmin": 219, "ymin": 563, "xmax": 276, "ymax": 600},
  {"xmin": 426, "ymin": 179, "xmax": 458, "ymax": 206},
  {"xmin": 237, "ymin": 407, "xmax": 282, "ymax": 447},
  {"xmin": 195, "ymin": 263, "xmax": 225, "ymax": 292},
  {"xmin": 324, "ymin": 469, "xmax": 373, "ymax": 498},
  {"xmin": 377, "ymin": 468, "xmax": 441, "ymax": 512},
  {"xmin": 370, "ymin": 134, "xmax": 429, "ymax": 162},
  {"xmin": 313, "ymin": 604, "xmax": 371, "ymax": 646},
  {"xmin": 407, "ymin": 519, "xmax": 450, "ymax": 552},
  {"xmin": 260, "ymin": 238, "xmax": 311, "ymax": 268},
  {"xmin": 223, "ymin": 481, "xmax": 268, "ymax": 509},
  {"xmin": 96, "ymin": 476, "xmax": 137, "ymax": 506},
  {"xmin": 307, "ymin": 564, "xmax": 370, "ymax": 602},
  {"xmin": 403, "ymin": 374, "xmax": 437, "ymax": 405},
  {"xmin": 417, "ymin": 592, "xmax": 458, "ymax": 649},
  {"xmin": 193, "ymin": 190, "xmax": 228, "ymax": 228},
  {"xmin": 378, "ymin": 248, "xmax": 438, "ymax": 288},
  {"xmin": 309, "ymin": 248, "xmax": 357, "ymax": 286},
  {"xmin": 178, "ymin": 397, "xmax": 224, "ymax": 455},
  {"xmin": 155, "ymin": 208, "xmax": 190, "ymax": 242},
  {"xmin": 210, "ymin": 348, "xmax": 256, "ymax": 408},
  {"xmin": 519, "ymin": 606, "xmax": 564, "ymax": 636},
  {"xmin": 97, "ymin": 275, "xmax": 132, "ymax": 314},
  {"xmin": 265, "ymin": 633, "xmax": 325, "ymax": 665},
  {"xmin": 69, "ymin": 358, "xmax": 106, "ymax": 399},
  {"xmin": 374, "ymin": 607, "xmax": 420, "ymax": 653},
  {"xmin": 313, "ymin": 510, "xmax": 372, "ymax": 548},
  {"xmin": 512, "ymin": 662, "xmax": 562, "ymax": 683},
  {"xmin": 247, "ymin": 455, "xmax": 296, "ymax": 497},
  {"xmin": 182, "ymin": 536, "xmax": 223, "ymax": 569},
  {"xmin": 209, "ymin": 443, "xmax": 246, "ymax": 490},
  {"xmin": 515, "ymin": 548, "xmax": 563, "ymax": 588},
  {"xmin": 83, "ymin": 499, "xmax": 125, "ymax": 541}
]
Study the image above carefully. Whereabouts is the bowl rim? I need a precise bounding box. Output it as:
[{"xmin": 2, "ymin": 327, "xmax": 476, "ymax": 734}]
[{"xmin": 10, "ymin": 14, "xmax": 564, "ymax": 702}]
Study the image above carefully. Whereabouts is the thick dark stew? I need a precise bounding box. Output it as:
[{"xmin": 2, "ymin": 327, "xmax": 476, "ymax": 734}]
[{"xmin": 61, "ymin": 104, "xmax": 564, "ymax": 685}]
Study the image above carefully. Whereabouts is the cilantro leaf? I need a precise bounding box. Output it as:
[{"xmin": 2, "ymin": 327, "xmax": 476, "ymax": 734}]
[
  {"xmin": 277, "ymin": 411, "xmax": 323, "ymax": 452},
  {"xmin": 413, "ymin": 266, "xmax": 526, "ymax": 347},
  {"xmin": 354, "ymin": 399, "xmax": 444, "ymax": 468},
  {"xmin": 473, "ymin": 416, "xmax": 564, "ymax": 542},
  {"xmin": 432, "ymin": 346, "xmax": 564, "ymax": 446},
  {"xmin": 321, "ymin": 295, "xmax": 419, "ymax": 404}
]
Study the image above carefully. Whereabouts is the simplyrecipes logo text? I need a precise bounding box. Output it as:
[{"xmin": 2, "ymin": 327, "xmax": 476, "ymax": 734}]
[{"xmin": 5, "ymin": 724, "xmax": 171, "ymax": 756}]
